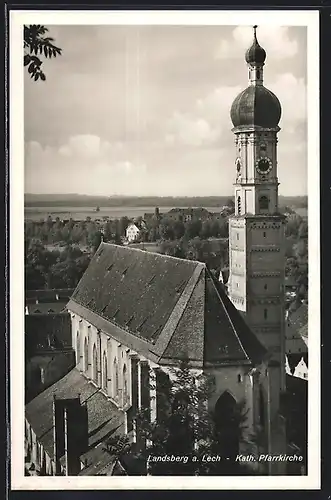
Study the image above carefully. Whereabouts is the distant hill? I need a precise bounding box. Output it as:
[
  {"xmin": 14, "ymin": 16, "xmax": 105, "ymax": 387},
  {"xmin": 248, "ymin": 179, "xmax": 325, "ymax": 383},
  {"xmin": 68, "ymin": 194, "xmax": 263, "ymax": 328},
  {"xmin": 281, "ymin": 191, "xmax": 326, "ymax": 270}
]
[{"xmin": 24, "ymin": 193, "xmax": 308, "ymax": 209}]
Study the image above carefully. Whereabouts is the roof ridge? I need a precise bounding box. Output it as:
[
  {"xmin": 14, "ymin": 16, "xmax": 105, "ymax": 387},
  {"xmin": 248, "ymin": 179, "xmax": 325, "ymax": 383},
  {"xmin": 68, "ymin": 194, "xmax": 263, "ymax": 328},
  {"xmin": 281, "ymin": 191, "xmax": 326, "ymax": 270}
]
[
  {"xmin": 206, "ymin": 268, "xmax": 250, "ymax": 362},
  {"xmin": 100, "ymin": 241, "xmax": 204, "ymax": 266}
]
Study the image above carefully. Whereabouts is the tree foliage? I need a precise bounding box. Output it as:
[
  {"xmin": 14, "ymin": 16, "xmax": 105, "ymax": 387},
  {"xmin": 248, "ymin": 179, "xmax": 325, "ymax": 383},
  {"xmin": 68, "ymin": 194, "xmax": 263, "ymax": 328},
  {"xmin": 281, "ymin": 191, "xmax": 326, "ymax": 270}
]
[
  {"xmin": 105, "ymin": 361, "xmax": 257, "ymax": 476},
  {"xmin": 24, "ymin": 25, "xmax": 62, "ymax": 81}
]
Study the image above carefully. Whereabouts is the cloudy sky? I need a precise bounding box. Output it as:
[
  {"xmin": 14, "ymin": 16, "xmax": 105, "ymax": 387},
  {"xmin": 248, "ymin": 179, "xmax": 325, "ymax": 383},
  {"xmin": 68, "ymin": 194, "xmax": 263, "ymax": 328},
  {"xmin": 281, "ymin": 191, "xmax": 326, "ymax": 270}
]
[{"xmin": 24, "ymin": 24, "xmax": 307, "ymax": 196}]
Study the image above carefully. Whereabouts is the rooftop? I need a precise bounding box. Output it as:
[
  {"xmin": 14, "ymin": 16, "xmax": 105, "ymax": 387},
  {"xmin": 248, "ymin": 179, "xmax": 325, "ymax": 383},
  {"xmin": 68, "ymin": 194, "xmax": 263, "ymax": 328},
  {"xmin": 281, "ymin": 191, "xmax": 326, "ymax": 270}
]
[
  {"xmin": 67, "ymin": 243, "xmax": 266, "ymax": 368},
  {"xmin": 25, "ymin": 368, "xmax": 125, "ymax": 475}
]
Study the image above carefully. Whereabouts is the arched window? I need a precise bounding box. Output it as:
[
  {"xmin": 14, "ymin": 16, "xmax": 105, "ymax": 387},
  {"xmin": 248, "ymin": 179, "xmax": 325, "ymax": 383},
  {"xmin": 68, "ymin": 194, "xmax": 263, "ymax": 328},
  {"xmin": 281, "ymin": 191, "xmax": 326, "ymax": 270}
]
[
  {"xmin": 214, "ymin": 391, "xmax": 239, "ymax": 458},
  {"xmin": 76, "ymin": 331, "xmax": 80, "ymax": 365},
  {"xmin": 259, "ymin": 195, "xmax": 269, "ymax": 211},
  {"xmin": 102, "ymin": 351, "xmax": 108, "ymax": 391},
  {"xmin": 237, "ymin": 196, "xmax": 241, "ymax": 215},
  {"xmin": 92, "ymin": 343, "xmax": 97, "ymax": 383},
  {"xmin": 113, "ymin": 358, "xmax": 119, "ymax": 397},
  {"xmin": 123, "ymin": 364, "xmax": 128, "ymax": 405},
  {"xmin": 83, "ymin": 337, "xmax": 88, "ymax": 373}
]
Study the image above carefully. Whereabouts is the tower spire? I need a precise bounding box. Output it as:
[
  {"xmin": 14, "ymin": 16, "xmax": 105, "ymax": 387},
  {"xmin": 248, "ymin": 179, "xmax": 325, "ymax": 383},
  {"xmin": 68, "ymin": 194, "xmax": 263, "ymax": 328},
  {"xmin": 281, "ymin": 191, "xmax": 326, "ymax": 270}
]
[
  {"xmin": 253, "ymin": 25, "xmax": 258, "ymax": 39},
  {"xmin": 245, "ymin": 24, "xmax": 266, "ymax": 86}
]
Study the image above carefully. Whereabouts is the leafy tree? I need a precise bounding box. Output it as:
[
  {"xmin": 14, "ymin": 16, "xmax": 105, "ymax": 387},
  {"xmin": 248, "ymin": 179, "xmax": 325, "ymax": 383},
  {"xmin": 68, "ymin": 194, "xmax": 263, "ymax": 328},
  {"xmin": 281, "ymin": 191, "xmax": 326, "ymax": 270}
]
[
  {"xmin": 298, "ymin": 220, "xmax": 308, "ymax": 240},
  {"xmin": 159, "ymin": 219, "xmax": 175, "ymax": 241},
  {"xmin": 184, "ymin": 219, "xmax": 202, "ymax": 240},
  {"xmin": 160, "ymin": 240, "xmax": 185, "ymax": 258},
  {"xmin": 105, "ymin": 361, "xmax": 256, "ymax": 476},
  {"xmin": 173, "ymin": 220, "xmax": 185, "ymax": 240},
  {"xmin": 24, "ymin": 25, "xmax": 62, "ymax": 81},
  {"xmin": 119, "ymin": 216, "xmax": 130, "ymax": 237}
]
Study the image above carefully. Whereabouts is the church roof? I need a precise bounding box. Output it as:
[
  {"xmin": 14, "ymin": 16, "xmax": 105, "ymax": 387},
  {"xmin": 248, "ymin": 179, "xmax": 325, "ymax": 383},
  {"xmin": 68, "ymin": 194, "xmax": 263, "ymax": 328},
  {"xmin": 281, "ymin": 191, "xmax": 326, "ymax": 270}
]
[
  {"xmin": 67, "ymin": 243, "xmax": 266, "ymax": 368},
  {"xmin": 25, "ymin": 367, "xmax": 125, "ymax": 475}
]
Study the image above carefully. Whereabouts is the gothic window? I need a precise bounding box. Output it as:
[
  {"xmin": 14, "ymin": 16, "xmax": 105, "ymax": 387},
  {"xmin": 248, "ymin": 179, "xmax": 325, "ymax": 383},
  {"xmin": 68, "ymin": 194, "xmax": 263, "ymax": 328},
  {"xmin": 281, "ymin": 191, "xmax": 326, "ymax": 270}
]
[
  {"xmin": 92, "ymin": 344, "xmax": 98, "ymax": 383},
  {"xmin": 76, "ymin": 331, "xmax": 80, "ymax": 365},
  {"xmin": 102, "ymin": 351, "xmax": 108, "ymax": 391},
  {"xmin": 259, "ymin": 196, "xmax": 269, "ymax": 211},
  {"xmin": 83, "ymin": 337, "xmax": 88, "ymax": 373},
  {"xmin": 113, "ymin": 358, "xmax": 119, "ymax": 397},
  {"xmin": 237, "ymin": 196, "xmax": 241, "ymax": 215},
  {"xmin": 123, "ymin": 364, "xmax": 128, "ymax": 405}
]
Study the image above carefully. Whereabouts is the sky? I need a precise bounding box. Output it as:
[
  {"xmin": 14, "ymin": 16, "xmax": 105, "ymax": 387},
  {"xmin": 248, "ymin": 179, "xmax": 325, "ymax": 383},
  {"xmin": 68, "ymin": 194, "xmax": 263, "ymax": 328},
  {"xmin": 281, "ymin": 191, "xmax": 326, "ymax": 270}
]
[{"xmin": 24, "ymin": 24, "xmax": 307, "ymax": 197}]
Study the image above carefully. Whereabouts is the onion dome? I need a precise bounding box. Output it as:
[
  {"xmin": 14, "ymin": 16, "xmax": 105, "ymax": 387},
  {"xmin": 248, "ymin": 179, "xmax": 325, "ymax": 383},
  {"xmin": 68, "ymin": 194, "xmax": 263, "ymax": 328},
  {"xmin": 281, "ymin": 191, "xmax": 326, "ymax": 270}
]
[
  {"xmin": 230, "ymin": 25, "xmax": 281, "ymax": 128},
  {"xmin": 245, "ymin": 25, "xmax": 266, "ymax": 66},
  {"xmin": 230, "ymin": 85, "xmax": 281, "ymax": 128}
]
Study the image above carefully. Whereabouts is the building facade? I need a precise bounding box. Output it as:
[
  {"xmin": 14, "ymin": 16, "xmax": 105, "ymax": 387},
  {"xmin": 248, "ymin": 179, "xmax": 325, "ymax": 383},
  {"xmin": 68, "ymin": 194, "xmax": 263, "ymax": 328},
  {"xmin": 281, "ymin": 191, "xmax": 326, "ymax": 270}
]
[
  {"xmin": 26, "ymin": 242, "xmax": 285, "ymax": 475},
  {"xmin": 228, "ymin": 27, "xmax": 287, "ymax": 458}
]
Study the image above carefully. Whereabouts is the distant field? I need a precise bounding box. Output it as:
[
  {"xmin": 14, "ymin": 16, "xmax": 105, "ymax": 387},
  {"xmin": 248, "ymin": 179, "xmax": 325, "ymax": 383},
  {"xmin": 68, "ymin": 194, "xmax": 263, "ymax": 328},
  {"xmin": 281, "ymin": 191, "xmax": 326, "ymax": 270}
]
[{"xmin": 24, "ymin": 206, "xmax": 223, "ymax": 221}]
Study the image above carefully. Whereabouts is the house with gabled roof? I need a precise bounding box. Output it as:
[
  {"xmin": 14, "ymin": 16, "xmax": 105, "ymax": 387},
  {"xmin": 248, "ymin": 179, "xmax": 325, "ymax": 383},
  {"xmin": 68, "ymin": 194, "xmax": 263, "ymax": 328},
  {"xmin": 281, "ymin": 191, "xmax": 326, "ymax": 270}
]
[{"xmin": 25, "ymin": 242, "xmax": 276, "ymax": 476}]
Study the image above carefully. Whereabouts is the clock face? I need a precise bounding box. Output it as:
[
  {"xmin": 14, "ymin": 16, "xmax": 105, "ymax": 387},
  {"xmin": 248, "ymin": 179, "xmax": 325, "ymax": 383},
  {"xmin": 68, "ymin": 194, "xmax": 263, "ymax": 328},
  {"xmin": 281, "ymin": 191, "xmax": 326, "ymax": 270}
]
[{"xmin": 256, "ymin": 157, "xmax": 272, "ymax": 175}]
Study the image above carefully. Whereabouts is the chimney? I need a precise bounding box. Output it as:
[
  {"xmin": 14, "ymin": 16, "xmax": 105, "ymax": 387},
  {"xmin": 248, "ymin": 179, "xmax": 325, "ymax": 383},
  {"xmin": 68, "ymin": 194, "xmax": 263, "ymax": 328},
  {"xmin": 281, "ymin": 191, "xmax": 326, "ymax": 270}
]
[{"xmin": 53, "ymin": 395, "xmax": 88, "ymax": 476}]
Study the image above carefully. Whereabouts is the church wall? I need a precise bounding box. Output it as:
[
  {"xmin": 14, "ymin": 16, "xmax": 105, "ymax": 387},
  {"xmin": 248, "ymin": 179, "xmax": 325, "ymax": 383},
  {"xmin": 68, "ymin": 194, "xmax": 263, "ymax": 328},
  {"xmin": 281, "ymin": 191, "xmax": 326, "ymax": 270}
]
[
  {"xmin": 68, "ymin": 312, "xmax": 150, "ymax": 412},
  {"xmin": 207, "ymin": 366, "xmax": 253, "ymax": 416}
]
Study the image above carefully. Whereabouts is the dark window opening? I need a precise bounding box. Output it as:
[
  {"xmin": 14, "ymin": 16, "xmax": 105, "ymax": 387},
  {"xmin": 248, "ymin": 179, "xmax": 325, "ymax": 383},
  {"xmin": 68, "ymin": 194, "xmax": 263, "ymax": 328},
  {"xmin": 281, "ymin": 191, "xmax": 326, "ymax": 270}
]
[
  {"xmin": 264, "ymin": 309, "xmax": 268, "ymax": 320},
  {"xmin": 256, "ymin": 69, "xmax": 260, "ymax": 79},
  {"xmin": 237, "ymin": 196, "xmax": 241, "ymax": 215},
  {"xmin": 214, "ymin": 391, "xmax": 239, "ymax": 457},
  {"xmin": 264, "ymin": 284, "xmax": 268, "ymax": 290},
  {"xmin": 237, "ymin": 374, "xmax": 242, "ymax": 383},
  {"xmin": 263, "ymin": 231, "xmax": 266, "ymax": 238},
  {"xmin": 259, "ymin": 195, "xmax": 269, "ymax": 211}
]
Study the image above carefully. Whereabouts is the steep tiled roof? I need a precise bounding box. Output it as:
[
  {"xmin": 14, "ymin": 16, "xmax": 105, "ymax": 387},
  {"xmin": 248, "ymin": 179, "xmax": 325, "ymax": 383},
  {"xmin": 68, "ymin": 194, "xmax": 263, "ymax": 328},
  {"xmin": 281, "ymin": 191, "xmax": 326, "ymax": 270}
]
[
  {"xmin": 68, "ymin": 243, "xmax": 266, "ymax": 368},
  {"xmin": 25, "ymin": 368, "xmax": 124, "ymax": 475}
]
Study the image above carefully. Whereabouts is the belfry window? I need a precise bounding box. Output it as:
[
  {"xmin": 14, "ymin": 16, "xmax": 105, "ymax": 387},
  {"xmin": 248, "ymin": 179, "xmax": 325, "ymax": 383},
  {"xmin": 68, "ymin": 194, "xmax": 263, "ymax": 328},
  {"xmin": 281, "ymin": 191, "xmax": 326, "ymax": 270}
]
[
  {"xmin": 259, "ymin": 196, "xmax": 269, "ymax": 211},
  {"xmin": 237, "ymin": 196, "xmax": 241, "ymax": 215}
]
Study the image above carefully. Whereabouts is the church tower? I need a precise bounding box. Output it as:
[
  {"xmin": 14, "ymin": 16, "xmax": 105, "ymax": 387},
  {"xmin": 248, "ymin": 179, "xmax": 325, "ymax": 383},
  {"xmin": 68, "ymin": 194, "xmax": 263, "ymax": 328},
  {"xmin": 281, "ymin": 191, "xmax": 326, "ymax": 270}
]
[{"xmin": 228, "ymin": 27, "xmax": 287, "ymax": 459}]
